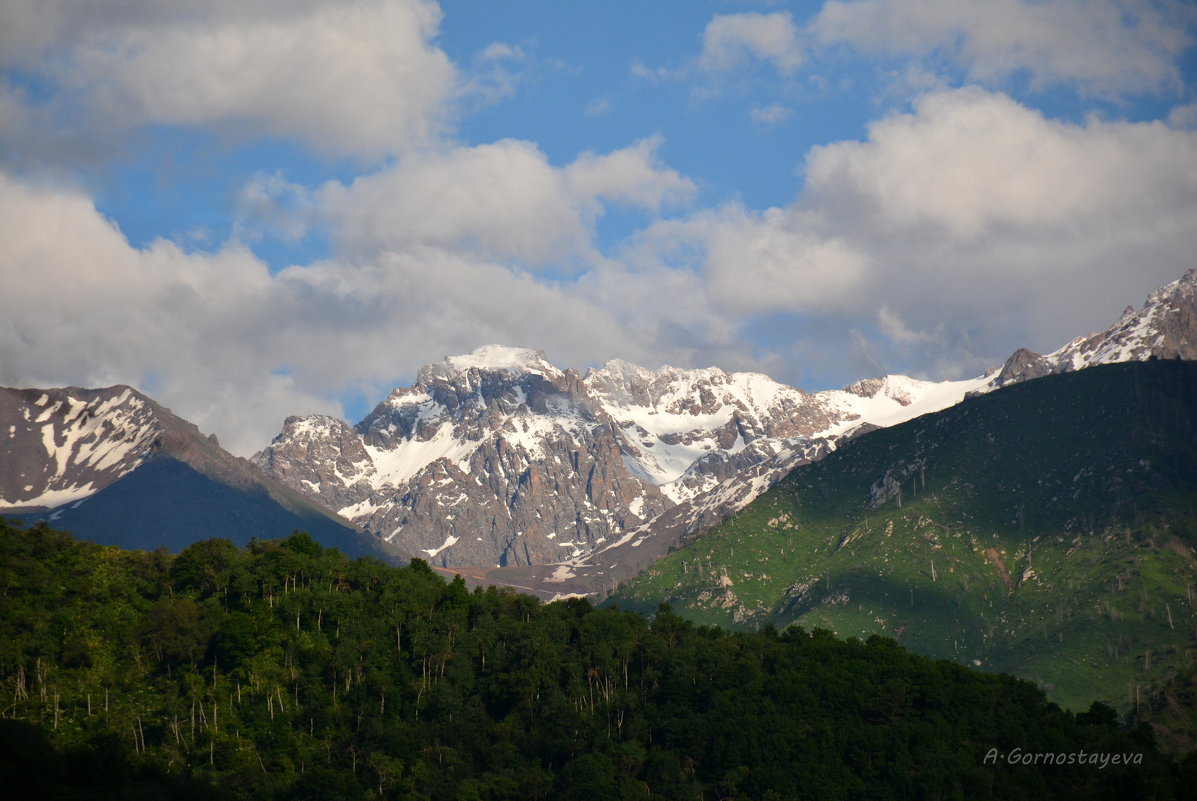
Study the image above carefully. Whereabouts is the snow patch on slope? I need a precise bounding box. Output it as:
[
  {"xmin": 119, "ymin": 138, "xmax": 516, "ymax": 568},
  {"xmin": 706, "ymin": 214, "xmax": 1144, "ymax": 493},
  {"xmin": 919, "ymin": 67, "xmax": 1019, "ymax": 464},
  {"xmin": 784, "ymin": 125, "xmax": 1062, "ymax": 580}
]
[
  {"xmin": 814, "ymin": 373, "xmax": 996, "ymax": 436},
  {"xmin": 422, "ymin": 534, "xmax": 460, "ymax": 558},
  {"xmin": 366, "ymin": 422, "xmax": 477, "ymax": 487},
  {"xmin": 12, "ymin": 483, "xmax": 98, "ymax": 510},
  {"xmin": 0, "ymin": 387, "xmax": 162, "ymax": 510},
  {"xmin": 588, "ymin": 361, "xmax": 811, "ymax": 495}
]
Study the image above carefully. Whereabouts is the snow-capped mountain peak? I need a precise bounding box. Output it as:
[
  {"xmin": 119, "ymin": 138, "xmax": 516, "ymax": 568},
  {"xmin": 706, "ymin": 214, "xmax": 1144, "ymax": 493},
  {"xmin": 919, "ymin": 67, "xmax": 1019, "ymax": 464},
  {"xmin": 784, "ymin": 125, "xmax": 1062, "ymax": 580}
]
[
  {"xmin": 255, "ymin": 347, "xmax": 997, "ymax": 567},
  {"xmin": 981, "ymin": 267, "xmax": 1197, "ymax": 392},
  {"xmin": 584, "ymin": 361, "xmax": 831, "ymax": 502},
  {"xmin": 442, "ymin": 345, "xmax": 561, "ymax": 378}
]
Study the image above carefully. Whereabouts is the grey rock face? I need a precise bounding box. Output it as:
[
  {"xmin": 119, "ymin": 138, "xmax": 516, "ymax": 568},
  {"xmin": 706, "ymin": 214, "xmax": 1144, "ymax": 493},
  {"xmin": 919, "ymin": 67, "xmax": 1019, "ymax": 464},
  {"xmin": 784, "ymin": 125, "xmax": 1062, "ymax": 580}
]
[
  {"xmin": 991, "ymin": 348, "xmax": 1055, "ymax": 389},
  {"xmin": 447, "ymin": 437, "xmax": 842, "ymax": 601},
  {"xmin": 0, "ymin": 383, "xmax": 331, "ymax": 517},
  {"xmin": 584, "ymin": 359, "xmax": 841, "ymax": 502},
  {"xmin": 841, "ymin": 376, "xmax": 921, "ymax": 406},
  {"xmin": 254, "ymin": 347, "xmax": 856, "ymax": 568},
  {"xmin": 255, "ymin": 348, "xmax": 670, "ymax": 567},
  {"xmin": 250, "ymin": 415, "xmax": 375, "ymax": 513},
  {"xmin": 1065, "ymin": 268, "xmax": 1197, "ymax": 363}
]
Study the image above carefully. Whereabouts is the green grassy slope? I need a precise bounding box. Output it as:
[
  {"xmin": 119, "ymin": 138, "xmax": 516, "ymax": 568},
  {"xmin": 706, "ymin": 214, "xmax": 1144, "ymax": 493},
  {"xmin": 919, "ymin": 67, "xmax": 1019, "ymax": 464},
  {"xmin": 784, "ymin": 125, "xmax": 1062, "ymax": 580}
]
[{"xmin": 610, "ymin": 360, "xmax": 1197, "ymax": 711}]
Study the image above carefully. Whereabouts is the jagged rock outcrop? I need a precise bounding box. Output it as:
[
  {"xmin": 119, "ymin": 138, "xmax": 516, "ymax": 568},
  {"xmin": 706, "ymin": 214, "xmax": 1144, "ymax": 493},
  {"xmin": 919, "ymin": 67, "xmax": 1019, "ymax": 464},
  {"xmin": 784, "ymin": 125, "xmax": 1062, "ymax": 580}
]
[
  {"xmin": 990, "ymin": 348, "xmax": 1054, "ymax": 389},
  {"xmin": 584, "ymin": 359, "xmax": 841, "ymax": 503},
  {"xmin": 251, "ymin": 415, "xmax": 375, "ymax": 513},
  {"xmin": 843, "ymin": 377, "xmax": 916, "ymax": 405}
]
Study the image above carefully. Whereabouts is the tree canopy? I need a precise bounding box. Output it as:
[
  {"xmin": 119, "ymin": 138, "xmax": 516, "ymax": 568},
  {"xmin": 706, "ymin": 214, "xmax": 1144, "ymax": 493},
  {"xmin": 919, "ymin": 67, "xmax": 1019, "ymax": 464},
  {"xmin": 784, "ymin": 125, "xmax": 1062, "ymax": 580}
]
[{"xmin": 0, "ymin": 518, "xmax": 1188, "ymax": 799}]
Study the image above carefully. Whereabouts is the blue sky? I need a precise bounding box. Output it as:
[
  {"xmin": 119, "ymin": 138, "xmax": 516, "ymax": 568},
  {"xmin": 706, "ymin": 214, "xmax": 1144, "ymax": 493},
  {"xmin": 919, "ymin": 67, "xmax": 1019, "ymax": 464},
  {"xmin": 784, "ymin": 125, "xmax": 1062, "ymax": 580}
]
[{"xmin": 2, "ymin": 0, "xmax": 1196, "ymax": 454}]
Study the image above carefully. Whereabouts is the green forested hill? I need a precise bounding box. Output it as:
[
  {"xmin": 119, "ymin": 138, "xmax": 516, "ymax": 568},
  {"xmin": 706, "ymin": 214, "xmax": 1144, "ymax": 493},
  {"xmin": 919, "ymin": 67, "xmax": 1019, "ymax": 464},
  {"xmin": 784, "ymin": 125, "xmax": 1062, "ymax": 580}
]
[
  {"xmin": 0, "ymin": 519, "xmax": 1186, "ymax": 799},
  {"xmin": 610, "ymin": 361, "xmax": 1197, "ymax": 712}
]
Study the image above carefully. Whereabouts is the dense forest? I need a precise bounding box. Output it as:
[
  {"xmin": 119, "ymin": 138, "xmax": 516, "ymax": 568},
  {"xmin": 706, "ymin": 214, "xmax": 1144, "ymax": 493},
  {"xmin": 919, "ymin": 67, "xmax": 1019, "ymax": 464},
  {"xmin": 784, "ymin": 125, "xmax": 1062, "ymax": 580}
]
[{"xmin": 0, "ymin": 519, "xmax": 1191, "ymax": 800}]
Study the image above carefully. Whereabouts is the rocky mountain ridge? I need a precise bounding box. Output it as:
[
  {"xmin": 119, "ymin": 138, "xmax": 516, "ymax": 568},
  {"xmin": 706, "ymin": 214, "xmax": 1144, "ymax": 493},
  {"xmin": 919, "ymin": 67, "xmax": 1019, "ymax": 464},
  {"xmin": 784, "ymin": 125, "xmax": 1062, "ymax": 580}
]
[
  {"xmin": 8, "ymin": 269, "xmax": 1193, "ymax": 582},
  {"xmin": 253, "ymin": 344, "xmax": 1000, "ymax": 569},
  {"xmin": 979, "ymin": 268, "xmax": 1197, "ymax": 392},
  {"xmin": 370, "ymin": 268, "xmax": 1197, "ymax": 591},
  {"xmin": 0, "ymin": 385, "xmax": 394, "ymax": 559}
]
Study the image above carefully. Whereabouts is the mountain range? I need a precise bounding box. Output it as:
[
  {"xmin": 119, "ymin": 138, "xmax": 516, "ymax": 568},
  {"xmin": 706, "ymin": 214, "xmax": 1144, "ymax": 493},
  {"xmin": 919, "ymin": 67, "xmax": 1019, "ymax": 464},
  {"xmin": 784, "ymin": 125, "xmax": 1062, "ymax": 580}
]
[
  {"xmin": 2, "ymin": 269, "xmax": 1194, "ymax": 601},
  {"xmin": 378, "ymin": 267, "xmax": 1197, "ymax": 598},
  {"xmin": 250, "ymin": 346, "xmax": 994, "ymax": 573},
  {"xmin": 0, "ymin": 385, "xmax": 398, "ymax": 560}
]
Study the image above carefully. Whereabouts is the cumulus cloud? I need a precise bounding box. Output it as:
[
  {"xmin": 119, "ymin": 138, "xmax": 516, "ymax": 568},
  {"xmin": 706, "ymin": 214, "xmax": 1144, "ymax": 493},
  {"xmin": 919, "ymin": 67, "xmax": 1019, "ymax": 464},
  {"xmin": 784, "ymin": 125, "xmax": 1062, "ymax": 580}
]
[
  {"xmin": 637, "ymin": 205, "xmax": 868, "ymax": 317},
  {"xmin": 804, "ymin": 88, "xmax": 1197, "ymax": 239},
  {"xmin": 320, "ymin": 140, "xmax": 586, "ymax": 265},
  {"xmin": 627, "ymin": 87, "xmax": 1197, "ymax": 381},
  {"xmin": 698, "ymin": 12, "xmax": 804, "ymax": 74},
  {"xmin": 319, "ymin": 137, "xmax": 694, "ymax": 267},
  {"xmin": 565, "ymin": 137, "xmax": 696, "ymax": 212},
  {"xmin": 811, "ymin": 0, "xmax": 1194, "ymax": 96},
  {"xmin": 0, "ymin": 170, "xmax": 673, "ymax": 454},
  {"xmin": 0, "ymin": 172, "xmax": 334, "ymax": 452},
  {"xmin": 4, "ymin": 0, "xmax": 1196, "ymax": 453},
  {"xmin": 1, "ymin": 0, "xmax": 454, "ymax": 161}
]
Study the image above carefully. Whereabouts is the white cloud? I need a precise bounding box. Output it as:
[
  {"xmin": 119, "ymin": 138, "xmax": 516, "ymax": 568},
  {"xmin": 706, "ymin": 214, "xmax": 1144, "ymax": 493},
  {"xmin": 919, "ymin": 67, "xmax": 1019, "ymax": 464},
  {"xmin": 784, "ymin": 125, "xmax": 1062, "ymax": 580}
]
[
  {"xmin": 0, "ymin": 172, "xmax": 333, "ymax": 453},
  {"xmin": 565, "ymin": 137, "xmax": 696, "ymax": 213},
  {"xmin": 655, "ymin": 205, "xmax": 869, "ymax": 316},
  {"xmin": 0, "ymin": 1, "xmax": 316, "ymax": 64},
  {"xmin": 0, "ymin": 150, "xmax": 708, "ymax": 454},
  {"xmin": 811, "ymin": 0, "xmax": 1194, "ymax": 96},
  {"xmin": 320, "ymin": 140, "xmax": 586, "ymax": 265},
  {"xmin": 319, "ymin": 138, "xmax": 694, "ymax": 267},
  {"xmin": 460, "ymin": 41, "xmax": 530, "ymax": 108},
  {"xmin": 0, "ymin": 170, "xmax": 669, "ymax": 454},
  {"xmin": 805, "ymin": 88, "xmax": 1197, "ymax": 239},
  {"xmin": 479, "ymin": 42, "xmax": 525, "ymax": 62},
  {"xmin": 625, "ymin": 87, "xmax": 1197, "ymax": 381},
  {"xmin": 6, "ymin": 86, "xmax": 1196, "ymax": 453},
  {"xmin": 2, "ymin": 0, "xmax": 454, "ymax": 160},
  {"xmin": 5, "ymin": 0, "xmax": 1196, "ymax": 459},
  {"xmin": 877, "ymin": 306, "xmax": 939, "ymax": 345},
  {"xmin": 698, "ymin": 12, "xmax": 803, "ymax": 74},
  {"xmin": 629, "ymin": 61, "xmax": 686, "ymax": 82}
]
